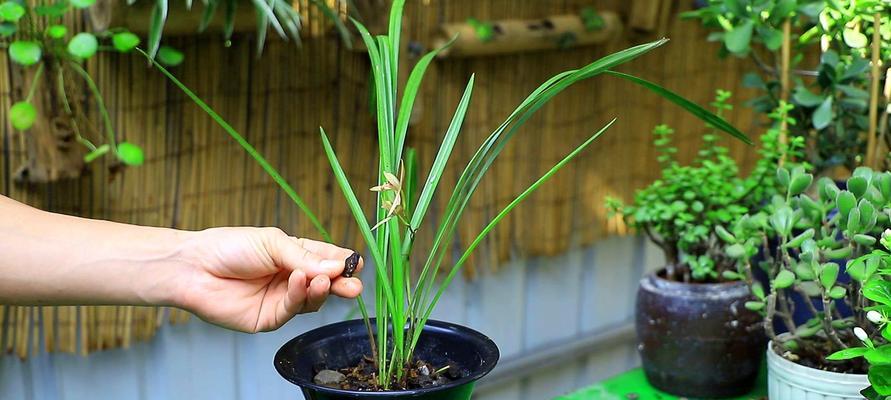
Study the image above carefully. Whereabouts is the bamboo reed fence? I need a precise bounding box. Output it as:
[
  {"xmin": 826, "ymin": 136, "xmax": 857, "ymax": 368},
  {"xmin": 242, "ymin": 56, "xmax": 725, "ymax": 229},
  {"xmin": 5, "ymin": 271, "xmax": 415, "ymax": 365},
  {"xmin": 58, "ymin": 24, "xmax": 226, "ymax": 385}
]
[{"xmin": 0, "ymin": 0, "xmax": 760, "ymax": 358}]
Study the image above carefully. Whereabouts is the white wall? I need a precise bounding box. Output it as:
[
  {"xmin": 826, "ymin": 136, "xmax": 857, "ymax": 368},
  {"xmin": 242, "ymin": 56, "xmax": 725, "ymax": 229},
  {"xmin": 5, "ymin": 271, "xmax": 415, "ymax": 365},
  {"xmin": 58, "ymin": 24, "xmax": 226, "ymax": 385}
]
[{"xmin": 0, "ymin": 236, "xmax": 662, "ymax": 400}]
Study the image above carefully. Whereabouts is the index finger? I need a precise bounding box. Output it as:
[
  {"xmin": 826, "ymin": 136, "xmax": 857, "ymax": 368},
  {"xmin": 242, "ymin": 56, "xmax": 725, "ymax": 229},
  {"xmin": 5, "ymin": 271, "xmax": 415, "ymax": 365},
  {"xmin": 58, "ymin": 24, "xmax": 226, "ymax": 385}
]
[{"xmin": 294, "ymin": 237, "xmax": 356, "ymax": 261}]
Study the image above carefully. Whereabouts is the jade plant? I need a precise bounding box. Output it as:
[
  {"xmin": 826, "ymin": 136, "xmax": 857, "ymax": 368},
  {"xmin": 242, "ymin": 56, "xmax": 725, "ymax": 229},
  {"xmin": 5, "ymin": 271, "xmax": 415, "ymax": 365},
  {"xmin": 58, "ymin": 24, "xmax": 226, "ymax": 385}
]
[
  {"xmin": 685, "ymin": 0, "xmax": 890, "ymax": 172},
  {"xmin": 719, "ymin": 165, "xmax": 891, "ymax": 379},
  {"xmin": 144, "ymin": 0, "xmax": 750, "ymax": 390},
  {"xmin": 1, "ymin": 0, "xmax": 185, "ymax": 167},
  {"xmin": 606, "ymin": 91, "xmax": 792, "ymax": 282}
]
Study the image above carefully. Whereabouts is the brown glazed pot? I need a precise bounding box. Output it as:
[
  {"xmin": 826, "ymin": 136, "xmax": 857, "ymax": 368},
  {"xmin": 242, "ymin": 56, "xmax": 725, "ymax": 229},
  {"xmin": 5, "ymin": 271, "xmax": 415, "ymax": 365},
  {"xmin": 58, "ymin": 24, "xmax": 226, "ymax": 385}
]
[{"xmin": 636, "ymin": 269, "xmax": 765, "ymax": 398}]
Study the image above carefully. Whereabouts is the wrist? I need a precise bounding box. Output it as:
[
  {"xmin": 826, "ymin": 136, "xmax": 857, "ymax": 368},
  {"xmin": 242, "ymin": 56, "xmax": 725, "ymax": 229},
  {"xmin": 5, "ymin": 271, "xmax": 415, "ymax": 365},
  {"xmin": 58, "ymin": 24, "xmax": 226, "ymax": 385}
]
[{"xmin": 129, "ymin": 228, "xmax": 200, "ymax": 309}]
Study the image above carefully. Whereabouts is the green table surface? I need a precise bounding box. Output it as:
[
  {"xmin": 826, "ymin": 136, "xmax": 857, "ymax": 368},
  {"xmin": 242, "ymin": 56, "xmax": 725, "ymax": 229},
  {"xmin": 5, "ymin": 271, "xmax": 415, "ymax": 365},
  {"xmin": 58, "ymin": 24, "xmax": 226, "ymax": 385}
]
[{"xmin": 557, "ymin": 367, "xmax": 767, "ymax": 400}]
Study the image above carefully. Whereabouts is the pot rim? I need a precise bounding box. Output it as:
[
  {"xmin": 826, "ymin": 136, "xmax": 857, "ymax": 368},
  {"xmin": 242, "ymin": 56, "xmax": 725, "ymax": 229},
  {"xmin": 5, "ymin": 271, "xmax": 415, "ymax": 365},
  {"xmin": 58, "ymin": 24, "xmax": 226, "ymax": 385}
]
[
  {"xmin": 274, "ymin": 318, "xmax": 499, "ymax": 396},
  {"xmin": 766, "ymin": 339, "xmax": 868, "ymax": 384},
  {"xmin": 642, "ymin": 268, "xmax": 750, "ymax": 295}
]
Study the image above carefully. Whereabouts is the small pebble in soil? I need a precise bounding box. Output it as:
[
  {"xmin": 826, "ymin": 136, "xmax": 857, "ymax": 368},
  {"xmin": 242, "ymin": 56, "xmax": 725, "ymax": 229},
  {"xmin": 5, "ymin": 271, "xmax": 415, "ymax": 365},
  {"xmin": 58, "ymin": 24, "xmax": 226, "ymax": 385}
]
[{"xmin": 314, "ymin": 369, "xmax": 346, "ymax": 387}]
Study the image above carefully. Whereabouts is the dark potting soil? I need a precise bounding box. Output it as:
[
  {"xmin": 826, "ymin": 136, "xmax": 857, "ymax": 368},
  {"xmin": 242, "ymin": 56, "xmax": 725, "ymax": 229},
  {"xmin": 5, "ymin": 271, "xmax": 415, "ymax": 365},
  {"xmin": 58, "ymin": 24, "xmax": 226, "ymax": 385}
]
[
  {"xmin": 313, "ymin": 356, "xmax": 464, "ymax": 391},
  {"xmin": 772, "ymin": 340, "xmax": 868, "ymax": 374}
]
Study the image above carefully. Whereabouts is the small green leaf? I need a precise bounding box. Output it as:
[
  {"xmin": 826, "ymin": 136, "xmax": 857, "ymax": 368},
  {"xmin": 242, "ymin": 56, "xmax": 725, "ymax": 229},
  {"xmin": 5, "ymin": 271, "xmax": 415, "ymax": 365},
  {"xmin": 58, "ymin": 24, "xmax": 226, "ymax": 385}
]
[
  {"xmin": 157, "ymin": 45, "xmax": 184, "ymax": 67},
  {"xmin": 820, "ymin": 263, "xmax": 839, "ymax": 290},
  {"xmin": 813, "ymin": 96, "xmax": 834, "ymax": 130},
  {"xmin": 0, "ymin": 1, "xmax": 25, "ymax": 21},
  {"xmin": 68, "ymin": 0, "xmax": 96, "ymax": 9},
  {"xmin": 843, "ymin": 28, "xmax": 868, "ymax": 48},
  {"xmin": 46, "ymin": 25, "xmax": 67, "ymax": 39},
  {"xmin": 866, "ymin": 346, "xmax": 891, "ymax": 365},
  {"xmin": 777, "ymin": 167, "xmax": 790, "ymax": 188},
  {"xmin": 9, "ymin": 101, "xmax": 36, "ymax": 130},
  {"xmin": 854, "ymin": 234, "xmax": 877, "ymax": 247},
  {"xmin": 795, "ymin": 262, "xmax": 816, "ymax": 280},
  {"xmin": 715, "ymin": 225, "xmax": 736, "ymax": 243},
  {"xmin": 83, "ymin": 144, "xmax": 110, "ymax": 163},
  {"xmin": 9, "ymin": 40, "xmax": 42, "ymax": 66},
  {"xmin": 789, "ymin": 173, "xmax": 814, "ymax": 195},
  {"xmin": 869, "ymin": 364, "xmax": 891, "ymax": 395},
  {"xmin": 827, "ymin": 347, "xmax": 869, "ymax": 360},
  {"xmin": 722, "ymin": 270, "xmax": 741, "ymax": 280},
  {"xmin": 112, "ymin": 32, "xmax": 140, "ymax": 52},
  {"xmin": 745, "ymin": 301, "xmax": 765, "ymax": 311},
  {"xmin": 724, "ymin": 21, "xmax": 754, "ymax": 54},
  {"xmin": 849, "ymin": 176, "xmax": 869, "ymax": 198},
  {"xmin": 67, "ymin": 32, "xmax": 98, "ymax": 59},
  {"xmin": 116, "ymin": 142, "xmax": 144, "ymax": 166},
  {"xmin": 726, "ymin": 243, "xmax": 747, "ymax": 259},
  {"xmin": 865, "ymin": 279, "xmax": 891, "ymax": 306},
  {"xmin": 829, "ymin": 286, "xmax": 846, "ymax": 299},
  {"xmin": 774, "ymin": 269, "xmax": 795, "ymax": 289},
  {"xmin": 0, "ymin": 21, "xmax": 17, "ymax": 37},
  {"xmin": 793, "ymin": 87, "xmax": 825, "ymax": 107},
  {"xmin": 825, "ymin": 246, "xmax": 853, "ymax": 260},
  {"xmin": 752, "ymin": 282, "xmax": 765, "ymax": 299},
  {"xmin": 837, "ymin": 191, "xmax": 857, "ymax": 217},
  {"xmin": 848, "ymin": 208, "xmax": 862, "ymax": 234},
  {"xmin": 785, "ymin": 228, "xmax": 815, "ymax": 249}
]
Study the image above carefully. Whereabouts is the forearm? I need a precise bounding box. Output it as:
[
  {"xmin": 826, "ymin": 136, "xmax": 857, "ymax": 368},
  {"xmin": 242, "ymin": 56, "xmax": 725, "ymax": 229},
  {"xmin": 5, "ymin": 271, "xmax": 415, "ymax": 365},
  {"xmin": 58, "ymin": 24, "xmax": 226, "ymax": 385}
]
[{"xmin": 0, "ymin": 195, "xmax": 192, "ymax": 307}]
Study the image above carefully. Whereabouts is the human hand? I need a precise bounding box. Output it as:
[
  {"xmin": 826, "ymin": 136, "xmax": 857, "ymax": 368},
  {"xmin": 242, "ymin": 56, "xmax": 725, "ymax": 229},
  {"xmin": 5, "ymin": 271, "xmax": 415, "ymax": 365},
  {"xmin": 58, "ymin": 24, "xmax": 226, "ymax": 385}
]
[{"xmin": 175, "ymin": 227, "xmax": 363, "ymax": 333}]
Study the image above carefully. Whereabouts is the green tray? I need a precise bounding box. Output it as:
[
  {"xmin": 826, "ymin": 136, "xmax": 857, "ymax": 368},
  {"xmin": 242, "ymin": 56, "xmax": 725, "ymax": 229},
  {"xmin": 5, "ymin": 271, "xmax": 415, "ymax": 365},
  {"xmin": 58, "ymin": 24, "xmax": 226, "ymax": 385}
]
[{"xmin": 556, "ymin": 367, "xmax": 767, "ymax": 400}]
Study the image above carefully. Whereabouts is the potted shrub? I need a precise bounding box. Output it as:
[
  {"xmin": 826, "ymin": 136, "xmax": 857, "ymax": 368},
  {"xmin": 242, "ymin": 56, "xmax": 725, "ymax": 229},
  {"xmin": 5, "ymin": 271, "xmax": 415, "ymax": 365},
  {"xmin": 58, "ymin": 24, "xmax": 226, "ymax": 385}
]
[
  {"xmin": 717, "ymin": 165, "xmax": 891, "ymax": 398},
  {"xmin": 145, "ymin": 1, "xmax": 750, "ymax": 397},
  {"xmin": 605, "ymin": 92, "xmax": 791, "ymax": 397}
]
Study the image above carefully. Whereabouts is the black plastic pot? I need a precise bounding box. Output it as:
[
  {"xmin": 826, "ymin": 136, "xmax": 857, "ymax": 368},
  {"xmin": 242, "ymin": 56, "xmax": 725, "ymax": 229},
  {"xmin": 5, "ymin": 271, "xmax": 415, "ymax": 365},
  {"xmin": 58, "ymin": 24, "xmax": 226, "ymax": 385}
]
[
  {"xmin": 274, "ymin": 319, "xmax": 499, "ymax": 400},
  {"xmin": 636, "ymin": 270, "xmax": 765, "ymax": 398}
]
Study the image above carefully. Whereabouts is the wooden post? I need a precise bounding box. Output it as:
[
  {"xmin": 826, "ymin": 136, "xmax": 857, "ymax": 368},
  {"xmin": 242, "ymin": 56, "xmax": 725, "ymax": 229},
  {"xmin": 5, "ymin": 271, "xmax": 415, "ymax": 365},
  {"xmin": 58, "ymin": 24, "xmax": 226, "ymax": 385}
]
[
  {"xmin": 435, "ymin": 12, "xmax": 621, "ymax": 58},
  {"xmin": 779, "ymin": 19, "xmax": 792, "ymax": 159}
]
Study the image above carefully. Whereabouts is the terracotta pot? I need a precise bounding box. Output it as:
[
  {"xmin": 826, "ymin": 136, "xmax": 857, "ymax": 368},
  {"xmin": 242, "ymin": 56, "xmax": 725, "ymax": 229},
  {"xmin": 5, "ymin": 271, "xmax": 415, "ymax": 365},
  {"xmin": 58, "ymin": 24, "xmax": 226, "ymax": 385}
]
[{"xmin": 636, "ymin": 269, "xmax": 765, "ymax": 398}]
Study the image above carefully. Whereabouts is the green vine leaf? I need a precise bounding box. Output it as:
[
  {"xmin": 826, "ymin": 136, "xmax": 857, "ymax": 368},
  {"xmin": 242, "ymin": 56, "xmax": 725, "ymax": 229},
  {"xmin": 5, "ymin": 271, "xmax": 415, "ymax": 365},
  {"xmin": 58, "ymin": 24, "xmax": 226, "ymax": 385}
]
[
  {"xmin": 46, "ymin": 25, "xmax": 67, "ymax": 39},
  {"xmin": 83, "ymin": 144, "xmax": 110, "ymax": 163},
  {"xmin": 67, "ymin": 33, "xmax": 98, "ymax": 59},
  {"xmin": 112, "ymin": 32, "xmax": 140, "ymax": 52},
  {"xmin": 9, "ymin": 101, "xmax": 37, "ymax": 131},
  {"xmin": 157, "ymin": 45, "xmax": 184, "ymax": 66},
  {"xmin": 9, "ymin": 41, "xmax": 42, "ymax": 66},
  {"xmin": 812, "ymin": 96, "xmax": 833, "ymax": 130},
  {"xmin": 0, "ymin": 1, "xmax": 25, "ymax": 22},
  {"xmin": 116, "ymin": 142, "xmax": 145, "ymax": 166},
  {"xmin": 724, "ymin": 21, "xmax": 753, "ymax": 54}
]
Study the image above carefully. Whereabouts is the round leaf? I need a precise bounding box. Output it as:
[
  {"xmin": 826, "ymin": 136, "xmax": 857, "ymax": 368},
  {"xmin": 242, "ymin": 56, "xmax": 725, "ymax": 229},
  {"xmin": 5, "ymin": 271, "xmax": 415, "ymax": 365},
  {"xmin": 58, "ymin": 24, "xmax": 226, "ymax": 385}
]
[
  {"xmin": 67, "ymin": 32, "xmax": 98, "ymax": 59},
  {"xmin": 68, "ymin": 0, "xmax": 96, "ymax": 9},
  {"xmin": 9, "ymin": 101, "xmax": 36, "ymax": 130},
  {"xmin": 789, "ymin": 173, "xmax": 814, "ymax": 196},
  {"xmin": 0, "ymin": 1, "xmax": 25, "ymax": 22},
  {"xmin": 848, "ymin": 176, "xmax": 869, "ymax": 198},
  {"xmin": 724, "ymin": 21, "xmax": 754, "ymax": 54},
  {"xmin": 774, "ymin": 269, "xmax": 795, "ymax": 289},
  {"xmin": 837, "ymin": 191, "xmax": 857, "ymax": 218},
  {"xmin": 813, "ymin": 96, "xmax": 834, "ymax": 130},
  {"xmin": 157, "ymin": 46, "xmax": 184, "ymax": 67},
  {"xmin": 745, "ymin": 301, "xmax": 764, "ymax": 311},
  {"xmin": 46, "ymin": 24, "xmax": 66, "ymax": 39},
  {"xmin": 9, "ymin": 40, "xmax": 41, "ymax": 66},
  {"xmin": 116, "ymin": 142, "xmax": 144, "ymax": 166},
  {"xmin": 843, "ymin": 28, "xmax": 868, "ymax": 49},
  {"xmin": 112, "ymin": 32, "xmax": 140, "ymax": 52},
  {"xmin": 829, "ymin": 286, "xmax": 846, "ymax": 299},
  {"xmin": 820, "ymin": 263, "xmax": 840, "ymax": 290}
]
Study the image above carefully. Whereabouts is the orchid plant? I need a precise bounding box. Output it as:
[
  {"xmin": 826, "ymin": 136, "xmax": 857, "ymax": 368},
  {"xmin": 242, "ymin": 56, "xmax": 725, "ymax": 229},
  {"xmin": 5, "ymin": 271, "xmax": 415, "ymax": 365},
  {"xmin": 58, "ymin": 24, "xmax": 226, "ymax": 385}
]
[{"xmin": 144, "ymin": 0, "xmax": 750, "ymax": 389}]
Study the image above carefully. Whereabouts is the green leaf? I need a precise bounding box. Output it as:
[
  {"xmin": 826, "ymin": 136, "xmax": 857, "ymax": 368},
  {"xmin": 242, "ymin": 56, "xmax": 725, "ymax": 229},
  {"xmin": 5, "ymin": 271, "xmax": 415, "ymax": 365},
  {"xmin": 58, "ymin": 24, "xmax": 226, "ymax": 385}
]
[
  {"xmin": 829, "ymin": 285, "xmax": 846, "ymax": 299},
  {"xmin": 848, "ymin": 208, "xmax": 862, "ymax": 234},
  {"xmin": 745, "ymin": 301, "xmax": 765, "ymax": 311},
  {"xmin": 112, "ymin": 32, "xmax": 140, "ymax": 52},
  {"xmin": 0, "ymin": 1, "xmax": 25, "ymax": 21},
  {"xmin": 843, "ymin": 28, "xmax": 868, "ymax": 48},
  {"xmin": 46, "ymin": 25, "xmax": 67, "ymax": 39},
  {"xmin": 147, "ymin": 0, "xmax": 168, "ymax": 59},
  {"xmin": 724, "ymin": 21, "xmax": 754, "ymax": 54},
  {"xmin": 752, "ymin": 282, "xmax": 765, "ymax": 299},
  {"xmin": 9, "ymin": 41, "xmax": 41, "ymax": 66},
  {"xmin": 789, "ymin": 173, "xmax": 813, "ymax": 195},
  {"xmin": 777, "ymin": 167, "xmax": 790, "ymax": 187},
  {"xmin": 865, "ymin": 279, "xmax": 891, "ymax": 306},
  {"xmin": 157, "ymin": 45, "xmax": 183, "ymax": 66},
  {"xmin": 726, "ymin": 243, "xmax": 747, "ymax": 259},
  {"xmin": 837, "ymin": 191, "xmax": 857, "ymax": 217},
  {"xmin": 0, "ymin": 21, "xmax": 17, "ymax": 37},
  {"xmin": 761, "ymin": 27, "xmax": 783, "ymax": 50},
  {"xmin": 854, "ymin": 234, "xmax": 877, "ymax": 246},
  {"xmin": 715, "ymin": 225, "xmax": 736, "ymax": 243},
  {"xmin": 820, "ymin": 262, "xmax": 839, "ymax": 290},
  {"xmin": 795, "ymin": 262, "xmax": 816, "ymax": 280},
  {"xmin": 793, "ymin": 87, "xmax": 825, "ymax": 107},
  {"xmin": 9, "ymin": 101, "xmax": 36, "ymax": 130},
  {"xmin": 848, "ymin": 176, "xmax": 869, "ymax": 198},
  {"xmin": 866, "ymin": 346, "xmax": 891, "ymax": 365},
  {"xmin": 69, "ymin": 0, "xmax": 95, "ymax": 9},
  {"xmin": 869, "ymin": 365, "xmax": 891, "ymax": 395},
  {"xmin": 813, "ymin": 96, "xmax": 834, "ymax": 130},
  {"xmin": 83, "ymin": 144, "xmax": 110, "ymax": 163},
  {"xmin": 67, "ymin": 32, "xmax": 98, "ymax": 59},
  {"xmin": 774, "ymin": 269, "xmax": 795, "ymax": 289},
  {"xmin": 605, "ymin": 72, "xmax": 751, "ymax": 144},
  {"xmin": 116, "ymin": 142, "xmax": 144, "ymax": 166},
  {"xmin": 827, "ymin": 347, "xmax": 869, "ymax": 360}
]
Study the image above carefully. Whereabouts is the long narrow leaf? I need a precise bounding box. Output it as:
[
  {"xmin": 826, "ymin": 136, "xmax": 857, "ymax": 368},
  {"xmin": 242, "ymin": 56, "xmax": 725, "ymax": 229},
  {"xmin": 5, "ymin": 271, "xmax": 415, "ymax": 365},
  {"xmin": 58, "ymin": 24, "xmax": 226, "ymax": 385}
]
[
  {"xmin": 605, "ymin": 71, "xmax": 751, "ymax": 144},
  {"xmin": 138, "ymin": 49, "xmax": 331, "ymax": 242},
  {"xmin": 147, "ymin": 0, "xmax": 168, "ymax": 58}
]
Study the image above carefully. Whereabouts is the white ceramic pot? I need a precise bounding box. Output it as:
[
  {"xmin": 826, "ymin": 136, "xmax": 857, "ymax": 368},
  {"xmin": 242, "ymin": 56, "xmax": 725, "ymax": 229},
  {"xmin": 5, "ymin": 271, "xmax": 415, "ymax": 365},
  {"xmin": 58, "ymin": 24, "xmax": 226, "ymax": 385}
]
[{"xmin": 767, "ymin": 340, "xmax": 869, "ymax": 399}]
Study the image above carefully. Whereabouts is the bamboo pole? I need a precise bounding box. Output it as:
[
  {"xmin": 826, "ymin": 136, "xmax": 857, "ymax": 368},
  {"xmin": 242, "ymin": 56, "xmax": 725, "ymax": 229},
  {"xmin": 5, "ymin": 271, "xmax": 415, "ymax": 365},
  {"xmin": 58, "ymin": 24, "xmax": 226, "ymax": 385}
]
[
  {"xmin": 865, "ymin": 13, "xmax": 881, "ymax": 168},
  {"xmin": 779, "ymin": 19, "xmax": 792, "ymax": 153}
]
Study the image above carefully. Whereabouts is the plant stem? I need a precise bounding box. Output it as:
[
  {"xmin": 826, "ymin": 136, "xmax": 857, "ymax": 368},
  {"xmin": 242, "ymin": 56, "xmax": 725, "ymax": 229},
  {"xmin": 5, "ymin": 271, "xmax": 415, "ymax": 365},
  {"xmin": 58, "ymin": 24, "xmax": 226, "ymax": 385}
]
[
  {"xmin": 68, "ymin": 61, "xmax": 118, "ymax": 154},
  {"xmin": 24, "ymin": 63, "xmax": 45, "ymax": 103}
]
